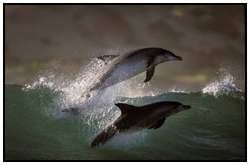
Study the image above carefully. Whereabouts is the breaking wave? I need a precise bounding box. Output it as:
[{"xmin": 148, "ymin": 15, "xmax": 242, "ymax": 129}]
[{"xmin": 202, "ymin": 68, "xmax": 242, "ymax": 97}]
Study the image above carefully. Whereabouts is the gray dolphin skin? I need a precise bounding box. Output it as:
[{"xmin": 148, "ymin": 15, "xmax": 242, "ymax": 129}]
[
  {"xmin": 91, "ymin": 101, "xmax": 191, "ymax": 147},
  {"xmin": 89, "ymin": 47, "xmax": 182, "ymax": 91}
]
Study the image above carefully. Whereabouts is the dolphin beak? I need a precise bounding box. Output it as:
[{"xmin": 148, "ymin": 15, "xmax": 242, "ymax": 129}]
[
  {"xmin": 168, "ymin": 54, "xmax": 182, "ymax": 61},
  {"xmin": 182, "ymin": 105, "xmax": 191, "ymax": 110},
  {"xmin": 175, "ymin": 56, "xmax": 183, "ymax": 61}
]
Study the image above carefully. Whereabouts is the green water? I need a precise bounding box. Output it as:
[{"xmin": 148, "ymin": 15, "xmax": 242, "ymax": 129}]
[{"xmin": 5, "ymin": 84, "xmax": 246, "ymax": 160}]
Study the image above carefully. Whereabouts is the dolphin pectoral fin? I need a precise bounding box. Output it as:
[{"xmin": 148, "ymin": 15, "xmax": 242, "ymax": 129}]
[
  {"xmin": 91, "ymin": 125, "xmax": 118, "ymax": 147},
  {"xmin": 96, "ymin": 55, "xmax": 119, "ymax": 64},
  {"xmin": 115, "ymin": 103, "xmax": 136, "ymax": 115},
  {"xmin": 149, "ymin": 117, "xmax": 166, "ymax": 129},
  {"xmin": 144, "ymin": 66, "xmax": 155, "ymax": 82}
]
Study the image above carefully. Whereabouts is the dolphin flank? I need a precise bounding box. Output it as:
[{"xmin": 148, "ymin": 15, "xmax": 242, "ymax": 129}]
[
  {"xmin": 91, "ymin": 101, "xmax": 191, "ymax": 147},
  {"xmin": 89, "ymin": 47, "xmax": 182, "ymax": 91}
]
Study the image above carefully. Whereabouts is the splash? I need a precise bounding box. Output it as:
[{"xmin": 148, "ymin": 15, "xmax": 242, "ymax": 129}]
[
  {"xmin": 24, "ymin": 57, "xmax": 160, "ymax": 107},
  {"xmin": 202, "ymin": 68, "xmax": 242, "ymax": 97},
  {"xmin": 168, "ymin": 87, "xmax": 188, "ymax": 93},
  {"xmin": 24, "ymin": 59, "xmax": 106, "ymax": 106},
  {"xmin": 23, "ymin": 57, "xmax": 161, "ymax": 131}
]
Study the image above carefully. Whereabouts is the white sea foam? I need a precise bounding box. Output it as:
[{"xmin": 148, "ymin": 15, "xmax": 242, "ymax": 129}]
[
  {"xmin": 168, "ymin": 87, "xmax": 188, "ymax": 93},
  {"xmin": 202, "ymin": 68, "xmax": 242, "ymax": 97}
]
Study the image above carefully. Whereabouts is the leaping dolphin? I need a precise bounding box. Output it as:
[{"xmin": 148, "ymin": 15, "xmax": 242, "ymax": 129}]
[
  {"xmin": 91, "ymin": 101, "xmax": 191, "ymax": 147},
  {"xmin": 89, "ymin": 47, "xmax": 182, "ymax": 91},
  {"xmin": 62, "ymin": 47, "xmax": 182, "ymax": 113}
]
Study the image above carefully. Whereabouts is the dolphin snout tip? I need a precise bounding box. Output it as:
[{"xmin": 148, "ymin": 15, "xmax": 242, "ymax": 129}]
[{"xmin": 176, "ymin": 56, "xmax": 183, "ymax": 61}]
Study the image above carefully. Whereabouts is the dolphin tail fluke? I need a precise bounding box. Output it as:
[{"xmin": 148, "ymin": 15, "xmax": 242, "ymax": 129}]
[{"xmin": 91, "ymin": 125, "xmax": 118, "ymax": 147}]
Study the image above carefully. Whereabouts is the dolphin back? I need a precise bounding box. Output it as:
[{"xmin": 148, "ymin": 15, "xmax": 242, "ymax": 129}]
[{"xmin": 91, "ymin": 125, "xmax": 118, "ymax": 147}]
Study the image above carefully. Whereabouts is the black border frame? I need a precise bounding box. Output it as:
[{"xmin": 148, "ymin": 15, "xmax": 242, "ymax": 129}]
[{"xmin": 3, "ymin": 3, "xmax": 247, "ymax": 162}]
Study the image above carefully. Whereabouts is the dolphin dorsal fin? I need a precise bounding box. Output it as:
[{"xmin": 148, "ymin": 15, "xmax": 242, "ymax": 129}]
[
  {"xmin": 115, "ymin": 103, "xmax": 136, "ymax": 115},
  {"xmin": 96, "ymin": 55, "xmax": 119, "ymax": 64}
]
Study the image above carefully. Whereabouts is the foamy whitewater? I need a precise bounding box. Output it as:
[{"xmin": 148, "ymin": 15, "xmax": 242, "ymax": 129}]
[{"xmin": 202, "ymin": 68, "xmax": 242, "ymax": 97}]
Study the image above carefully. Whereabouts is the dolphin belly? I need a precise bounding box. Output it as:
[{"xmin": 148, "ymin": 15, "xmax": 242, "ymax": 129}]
[{"xmin": 99, "ymin": 58, "xmax": 147, "ymax": 89}]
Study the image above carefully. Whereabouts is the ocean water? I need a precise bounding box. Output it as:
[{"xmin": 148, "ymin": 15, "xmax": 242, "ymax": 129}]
[{"xmin": 5, "ymin": 61, "xmax": 246, "ymax": 161}]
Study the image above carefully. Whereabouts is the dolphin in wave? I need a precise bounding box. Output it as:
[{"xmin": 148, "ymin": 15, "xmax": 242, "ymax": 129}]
[
  {"xmin": 91, "ymin": 101, "xmax": 191, "ymax": 147},
  {"xmin": 89, "ymin": 47, "xmax": 182, "ymax": 92}
]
